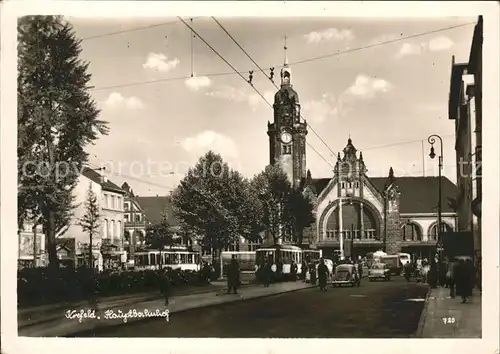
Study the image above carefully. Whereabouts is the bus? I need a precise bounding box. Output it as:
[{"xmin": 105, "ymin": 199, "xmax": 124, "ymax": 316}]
[
  {"xmin": 133, "ymin": 249, "xmax": 201, "ymax": 271},
  {"xmin": 255, "ymin": 244, "xmax": 303, "ymax": 280}
]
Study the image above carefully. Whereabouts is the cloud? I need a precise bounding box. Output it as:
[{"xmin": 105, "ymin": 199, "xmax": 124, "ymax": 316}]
[
  {"xmin": 180, "ymin": 130, "xmax": 240, "ymax": 164},
  {"xmin": 185, "ymin": 75, "xmax": 212, "ymax": 91},
  {"xmin": 302, "ymin": 93, "xmax": 346, "ymax": 124},
  {"xmin": 206, "ymin": 86, "xmax": 274, "ymax": 110},
  {"xmin": 428, "ymin": 36, "xmax": 454, "ymax": 51},
  {"xmin": 104, "ymin": 92, "xmax": 144, "ymax": 109},
  {"xmin": 142, "ymin": 52, "xmax": 180, "ymax": 73},
  {"xmin": 304, "ymin": 28, "xmax": 354, "ymax": 44},
  {"xmin": 396, "ymin": 36, "xmax": 454, "ymax": 58},
  {"xmin": 345, "ymin": 75, "xmax": 392, "ymax": 99}
]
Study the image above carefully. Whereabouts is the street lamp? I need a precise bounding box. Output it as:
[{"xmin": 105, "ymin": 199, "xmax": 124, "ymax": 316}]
[{"xmin": 428, "ymin": 134, "xmax": 444, "ymax": 261}]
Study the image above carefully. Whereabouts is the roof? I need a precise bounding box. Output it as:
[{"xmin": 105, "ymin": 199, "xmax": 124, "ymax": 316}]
[
  {"xmin": 56, "ymin": 238, "xmax": 75, "ymax": 251},
  {"xmin": 82, "ymin": 167, "xmax": 125, "ymax": 194},
  {"xmin": 310, "ymin": 176, "xmax": 457, "ymax": 214},
  {"xmin": 274, "ymin": 85, "xmax": 299, "ymax": 104},
  {"xmin": 136, "ymin": 196, "xmax": 179, "ymax": 226}
]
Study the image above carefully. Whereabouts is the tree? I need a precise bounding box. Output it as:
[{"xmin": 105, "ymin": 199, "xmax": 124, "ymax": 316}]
[
  {"xmin": 79, "ymin": 184, "xmax": 100, "ymax": 269},
  {"xmin": 18, "ymin": 16, "xmax": 109, "ymax": 269},
  {"xmin": 144, "ymin": 215, "xmax": 176, "ymax": 269},
  {"xmin": 171, "ymin": 151, "xmax": 261, "ymax": 259},
  {"xmin": 284, "ymin": 188, "xmax": 315, "ymax": 245},
  {"xmin": 251, "ymin": 165, "xmax": 292, "ymax": 244}
]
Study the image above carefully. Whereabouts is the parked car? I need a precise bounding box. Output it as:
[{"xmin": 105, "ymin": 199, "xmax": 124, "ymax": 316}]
[
  {"xmin": 332, "ymin": 264, "xmax": 360, "ymax": 287},
  {"xmin": 368, "ymin": 262, "xmax": 391, "ymax": 281}
]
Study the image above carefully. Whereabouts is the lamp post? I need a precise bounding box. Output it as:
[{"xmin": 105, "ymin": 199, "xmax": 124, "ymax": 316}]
[{"xmin": 428, "ymin": 134, "xmax": 444, "ymax": 261}]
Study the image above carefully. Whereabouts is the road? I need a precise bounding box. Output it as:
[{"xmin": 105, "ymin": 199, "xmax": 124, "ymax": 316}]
[{"xmin": 74, "ymin": 277, "xmax": 428, "ymax": 338}]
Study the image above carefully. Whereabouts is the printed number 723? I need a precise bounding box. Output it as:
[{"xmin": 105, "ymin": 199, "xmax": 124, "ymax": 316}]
[{"xmin": 442, "ymin": 317, "xmax": 456, "ymax": 324}]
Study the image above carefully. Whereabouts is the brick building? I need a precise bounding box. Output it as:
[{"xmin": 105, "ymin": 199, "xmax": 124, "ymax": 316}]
[
  {"xmin": 301, "ymin": 138, "xmax": 458, "ymax": 260},
  {"xmin": 267, "ymin": 47, "xmax": 458, "ymax": 259}
]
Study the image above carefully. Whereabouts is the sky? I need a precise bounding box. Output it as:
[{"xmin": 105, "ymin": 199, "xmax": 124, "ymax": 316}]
[{"xmin": 67, "ymin": 16, "xmax": 477, "ymax": 196}]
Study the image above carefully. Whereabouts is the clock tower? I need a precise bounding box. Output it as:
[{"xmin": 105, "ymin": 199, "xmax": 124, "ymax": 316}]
[{"xmin": 267, "ymin": 45, "xmax": 307, "ymax": 188}]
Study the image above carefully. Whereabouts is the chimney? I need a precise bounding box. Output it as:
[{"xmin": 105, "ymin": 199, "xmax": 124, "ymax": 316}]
[{"xmin": 100, "ymin": 168, "xmax": 108, "ymax": 183}]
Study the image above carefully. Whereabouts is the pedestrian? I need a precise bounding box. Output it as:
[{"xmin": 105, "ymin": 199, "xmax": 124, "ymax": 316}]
[
  {"xmin": 455, "ymin": 258, "xmax": 473, "ymax": 303},
  {"xmin": 403, "ymin": 261, "xmax": 412, "ymax": 282},
  {"xmin": 357, "ymin": 261, "xmax": 363, "ymax": 280},
  {"xmin": 317, "ymin": 258, "xmax": 329, "ymax": 291},
  {"xmin": 475, "ymin": 256, "xmax": 482, "ymax": 292},
  {"xmin": 262, "ymin": 259, "xmax": 272, "ymax": 287},
  {"xmin": 302, "ymin": 261, "xmax": 308, "ymax": 283},
  {"xmin": 428, "ymin": 256, "xmax": 438, "ymax": 288},
  {"xmin": 446, "ymin": 259, "xmax": 456, "ymax": 298},
  {"xmin": 290, "ymin": 260, "xmax": 298, "ymax": 281},
  {"xmin": 310, "ymin": 262, "xmax": 317, "ymax": 286},
  {"xmin": 160, "ymin": 270, "xmax": 172, "ymax": 307},
  {"xmin": 226, "ymin": 255, "xmax": 240, "ymax": 294}
]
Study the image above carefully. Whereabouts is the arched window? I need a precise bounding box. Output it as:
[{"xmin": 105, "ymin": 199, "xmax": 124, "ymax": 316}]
[
  {"xmin": 110, "ymin": 220, "xmax": 115, "ymax": 238},
  {"xmin": 402, "ymin": 223, "xmax": 422, "ymax": 241},
  {"xmin": 116, "ymin": 221, "xmax": 121, "ymax": 239},
  {"xmin": 103, "ymin": 219, "xmax": 108, "ymax": 238},
  {"xmin": 428, "ymin": 222, "xmax": 453, "ymax": 241}
]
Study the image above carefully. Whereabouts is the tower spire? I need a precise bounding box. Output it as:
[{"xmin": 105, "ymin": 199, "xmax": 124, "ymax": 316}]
[
  {"xmin": 284, "ymin": 33, "xmax": 288, "ymax": 66},
  {"xmin": 280, "ymin": 33, "xmax": 292, "ymax": 87}
]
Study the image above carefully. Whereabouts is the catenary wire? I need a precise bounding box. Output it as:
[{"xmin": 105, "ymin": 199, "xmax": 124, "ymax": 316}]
[
  {"xmin": 178, "ymin": 16, "xmax": 335, "ymax": 170},
  {"xmin": 80, "ymin": 18, "xmax": 199, "ymax": 41},
  {"xmin": 89, "ymin": 21, "xmax": 475, "ymax": 92},
  {"xmin": 212, "ymin": 16, "xmax": 336, "ymax": 159}
]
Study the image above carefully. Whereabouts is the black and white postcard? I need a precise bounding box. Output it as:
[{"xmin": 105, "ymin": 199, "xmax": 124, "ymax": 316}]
[{"xmin": 1, "ymin": 2, "xmax": 499, "ymax": 354}]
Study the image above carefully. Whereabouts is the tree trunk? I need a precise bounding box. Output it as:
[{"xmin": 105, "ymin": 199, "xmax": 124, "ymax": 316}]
[
  {"xmin": 47, "ymin": 211, "xmax": 58, "ymax": 270},
  {"xmin": 32, "ymin": 223, "xmax": 37, "ymax": 267},
  {"xmin": 88, "ymin": 230, "xmax": 93, "ymax": 270}
]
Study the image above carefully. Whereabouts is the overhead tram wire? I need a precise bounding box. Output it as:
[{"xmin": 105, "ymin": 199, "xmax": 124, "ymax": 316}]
[
  {"xmin": 178, "ymin": 16, "xmax": 335, "ymax": 170},
  {"xmin": 89, "ymin": 21, "xmax": 475, "ymax": 92},
  {"xmin": 212, "ymin": 17, "xmax": 336, "ymax": 159},
  {"xmin": 80, "ymin": 18, "xmax": 200, "ymax": 41},
  {"xmin": 176, "ymin": 17, "xmax": 272, "ymax": 109}
]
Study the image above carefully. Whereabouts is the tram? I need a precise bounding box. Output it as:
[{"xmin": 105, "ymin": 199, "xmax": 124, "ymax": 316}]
[
  {"xmin": 255, "ymin": 244, "xmax": 303, "ymax": 280},
  {"xmin": 133, "ymin": 249, "xmax": 201, "ymax": 271},
  {"xmin": 302, "ymin": 249, "xmax": 322, "ymax": 263}
]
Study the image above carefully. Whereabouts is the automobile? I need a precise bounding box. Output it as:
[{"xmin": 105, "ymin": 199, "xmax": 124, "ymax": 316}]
[
  {"xmin": 305, "ymin": 258, "xmax": 334, "ymax": 283},
  {"xmin": 368, "ymin": 262, "xmax": 391, "ymax": 281},
  {"xmin": 331, "ymin": 264, "xmax": 360, "ymax": 287}
]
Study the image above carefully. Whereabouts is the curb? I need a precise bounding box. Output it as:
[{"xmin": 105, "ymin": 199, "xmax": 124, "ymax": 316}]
[
  {"xmin": 68, "ymin": 284, "xmax": 315, "ymax": 337},
  {"xmin": 413, "ymin": 285, "xmax": 432, "ymax": 338}
]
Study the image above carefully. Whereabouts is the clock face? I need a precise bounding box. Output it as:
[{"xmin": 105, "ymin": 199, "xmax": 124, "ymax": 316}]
[{"xmin": 280, "ymin": 132, "xmax": 292, "ymax": 144}]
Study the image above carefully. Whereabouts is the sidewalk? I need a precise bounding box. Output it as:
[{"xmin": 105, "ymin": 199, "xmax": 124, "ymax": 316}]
[
  {"xmin": 18, "ymin": 282, "xmax": 236, "ymax": 328},
  {"xmin": 416, "ymin": 286, "xmax": 481, "ymax": 338},
  {"xmin": 18, "ymin": 281, "xmax": 313, "ymax": 337}
]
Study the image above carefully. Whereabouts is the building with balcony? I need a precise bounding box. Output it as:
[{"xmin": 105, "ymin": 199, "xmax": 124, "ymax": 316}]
[{"xmin": 448, "ymin": 15, "xmax": 482, "ymax": 261}]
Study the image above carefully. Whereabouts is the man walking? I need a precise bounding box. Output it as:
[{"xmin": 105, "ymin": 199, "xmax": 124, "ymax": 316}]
[
  {"xmin": 227, "ymin": 255, "xmax": 240, "ymax": 294},
  {"xmin": 446, "ymin": 258, "xmax": 456, "ymax": 298},
  {"xmin": 317, "ymin": 258, "xmax": 329, "ymax": 292},
  {"xmin": 160, "ymin": 270, "xmax": 172, "ymax": 308}
]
